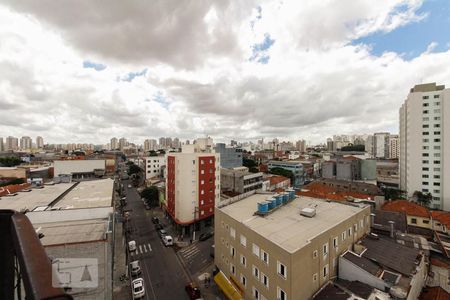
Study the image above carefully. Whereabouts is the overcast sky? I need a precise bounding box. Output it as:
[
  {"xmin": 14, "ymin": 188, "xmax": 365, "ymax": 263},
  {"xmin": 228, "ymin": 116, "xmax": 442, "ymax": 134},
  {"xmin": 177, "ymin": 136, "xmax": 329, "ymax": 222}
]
[{"xmin": 1, "ymin": 0, "xmax": 449, "ymax": 145}]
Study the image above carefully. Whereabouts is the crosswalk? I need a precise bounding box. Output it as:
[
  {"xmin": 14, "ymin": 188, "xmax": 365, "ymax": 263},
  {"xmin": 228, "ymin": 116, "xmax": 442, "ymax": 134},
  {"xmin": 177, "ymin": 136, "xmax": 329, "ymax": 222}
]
[
  {"xmin": 131, "ymin": 243, "xmax": 152, "ymax": 256},
  {"xmin": 179, "ymin": 245, "xmax": 200, "ymax": 263}
]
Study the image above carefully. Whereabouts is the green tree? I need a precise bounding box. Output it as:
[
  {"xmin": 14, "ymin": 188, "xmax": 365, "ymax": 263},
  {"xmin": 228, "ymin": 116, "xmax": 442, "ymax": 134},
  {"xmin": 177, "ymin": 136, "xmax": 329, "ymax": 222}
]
[
  {"xmin": 149, "ymin": 150, "xmax": 158, "ymax": 156},
  {"xmin": 340, "ymin": 144, "xmax": 365, "ymax": 151},
  {"xmin": 249, "ymin": 167, "xmax": 260, "ymax": 173},
  {"xmin": 382, "ymin": 187, "xmax": 406, "ymax": 200},
  {"xmin": 141, "ymin": 186, "xmax": 159, "ymax": 207},
  {"xmin": 413, "ymin": 190, "xmax": 432, "ymax": 206},
  {"xmin": 269, "ymin": 167, "xmax": 294, "ymax": 184},
  {"xmin": 243, "ymin": 158, "xmax": 257, "ymax": 169},
  {"xmin": 128, "ymin": 164, "xmax": 142, "ymax": 175},
  {"xmin": 0, "ymin": 157, "xmax": 22, "ymax": 167}
]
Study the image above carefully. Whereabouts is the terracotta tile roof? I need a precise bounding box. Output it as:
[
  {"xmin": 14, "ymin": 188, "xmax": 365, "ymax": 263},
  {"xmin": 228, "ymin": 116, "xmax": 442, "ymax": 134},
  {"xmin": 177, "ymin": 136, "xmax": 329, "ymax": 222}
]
[
  {"xmin": 431, "ymin": 257, "xmax": 450, "ymax": 270},
  {"xmin": 382, "ymin": 200, "xmax": 430, "ymax": 218},
  {"xmin": 432, "ymin": 211, "xmax": 450, "ymax": 230},
  {"xmin": 0, "ymin": 183, "xmax": 31, "ymax": 197},
  {"xmin": 296, "ymin": 182, "xmax": 373, "ymax": 202},
  {"xmin": 420, "ymin": 287, "xmax": 450, "ymax": 300},
  {"xmin": 269, "ymin": 175, "xmax": 290, "ymax": 185}
]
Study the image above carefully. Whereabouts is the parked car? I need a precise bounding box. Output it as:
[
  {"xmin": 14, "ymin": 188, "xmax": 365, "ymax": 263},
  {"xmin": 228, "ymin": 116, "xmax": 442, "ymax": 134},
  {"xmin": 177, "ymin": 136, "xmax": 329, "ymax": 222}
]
[
  {"xmin": 128, "ymin": 184, "xmax": 132, "ymax": 188},
  {"xmin": 130, "ymin": 260, "xmax": 141, "ymax": 276},
  {"xmin": 158, "ymin": 229, "xmax": 167, "ymax": 237},
  {"xmin": 185, "ymin": 282, "xmax": 201, "ymax": 300},
  {"xmin": 128, "ymin": 241, "xmax": 137, "ymax": 252},
  {"xmin": 162, "ymin": 235, "xmax": 173, "ymax": 246},
  {"xmin": 132, "ymin": 278, "xmax": 145, "ymax": 299},
  {"xmin": 145, "ymin": 205, "xmax": 151, "ymax": 210},
  {"xmin": 151, "ymin": 217, "xmax": 160, "ymax": 224},
  {"xmin": 155, "ymin": 223, "xmax": 164, "ymax": 230},
  {"xmin": 199, "ymin": 231, "xmax": 214, "ymax": 241}
]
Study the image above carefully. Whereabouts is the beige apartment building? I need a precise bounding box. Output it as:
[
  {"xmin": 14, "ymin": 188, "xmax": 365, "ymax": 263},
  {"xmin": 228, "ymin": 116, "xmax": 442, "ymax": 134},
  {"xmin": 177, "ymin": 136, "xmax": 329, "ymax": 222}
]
[{"xmin": 214, "ymin": 193, "xmax": 371, "ymax": 300}]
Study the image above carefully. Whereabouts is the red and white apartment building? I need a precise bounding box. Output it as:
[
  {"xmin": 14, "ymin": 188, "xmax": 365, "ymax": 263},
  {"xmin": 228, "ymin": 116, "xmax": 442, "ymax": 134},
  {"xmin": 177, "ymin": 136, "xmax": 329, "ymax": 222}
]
[{"xmin": 165, "ymin": 138, "xmax": 220, "ymax": 236}]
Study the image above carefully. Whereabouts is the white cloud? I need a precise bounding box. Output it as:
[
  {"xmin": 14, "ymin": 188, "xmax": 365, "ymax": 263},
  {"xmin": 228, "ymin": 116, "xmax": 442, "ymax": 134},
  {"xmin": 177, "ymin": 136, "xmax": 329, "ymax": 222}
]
[{"xmin": 0, "ymin": 1, "xmax": 449, "ymax": 145}]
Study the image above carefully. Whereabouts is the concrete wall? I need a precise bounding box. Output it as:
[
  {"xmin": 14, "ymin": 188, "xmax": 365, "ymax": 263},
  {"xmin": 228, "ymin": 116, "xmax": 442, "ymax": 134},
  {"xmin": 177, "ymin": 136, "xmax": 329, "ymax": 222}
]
[
  {"xmin": 54, "ymin": 160, "xmax": 105, "ymax": 177},
  {"xmin": 0, "ymin": 167, "xmax": 27, "ymax": 179},
  {"xmin": 322, "ymin": 162, "xmax": 335, "ymax": 179},
  {"xmin": 407, "ymin": 255, "xmax": 427, "ymax": 300},
  {"xmin": 428, "ymin": 264, "xmax": 450, "ymax": 293},
  {"xmin": 361, "ymin": 160, "xmax": 376, "ymax": 180},
  {"xmin": 339, "ymin": 253, "xmax": 388, "ymax": 291}
]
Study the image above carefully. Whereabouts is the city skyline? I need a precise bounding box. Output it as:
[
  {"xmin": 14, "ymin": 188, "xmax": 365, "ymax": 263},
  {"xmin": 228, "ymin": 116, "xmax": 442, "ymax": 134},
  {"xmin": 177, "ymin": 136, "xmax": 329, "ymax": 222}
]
[{"xmin": 1, "ymin": 1, "xmax": 450, "ymax": 144}]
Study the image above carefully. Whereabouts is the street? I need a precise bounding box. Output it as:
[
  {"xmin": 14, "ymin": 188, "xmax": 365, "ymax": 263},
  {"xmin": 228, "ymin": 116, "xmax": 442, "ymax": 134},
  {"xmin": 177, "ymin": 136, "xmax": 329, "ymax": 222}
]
[{"xmin": 123, "ymin": 181, "xmax": 190, "ymax": 300}]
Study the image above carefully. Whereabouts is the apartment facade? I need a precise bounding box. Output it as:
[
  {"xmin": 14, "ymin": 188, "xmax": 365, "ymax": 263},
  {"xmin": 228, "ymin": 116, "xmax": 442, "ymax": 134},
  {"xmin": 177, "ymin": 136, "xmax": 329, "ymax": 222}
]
[
  {"xmin": 389, "ymin": 134, "xmax": 399, "ymax": 159},
  {"xmin": 36, "ymin": 136, "xmax": 44, "ymax": 149},
  {"xmin": 214, "ymin": 143, "xmax": 243, "ymax": 168},
  {"xmin": 144, "ymin": 156, "xmax": 165, "ymax": 179},
  {"xmin": 268, "ymin": 160, "xmax": 304, "ymax": 187},
  {"xmin": 166, "ymin": 142, "xmax": 220, "ymax": 234},
  {"xmin": 400, "ymin": 83, "xmax": 450, "ymax": 210},
  {"xmin": 220, "ymin": 167, "xmax": 263, "ymax": 194},
  {"xmin": 214, "ymin": 194, "xmax": 371, "ymax": 300}
]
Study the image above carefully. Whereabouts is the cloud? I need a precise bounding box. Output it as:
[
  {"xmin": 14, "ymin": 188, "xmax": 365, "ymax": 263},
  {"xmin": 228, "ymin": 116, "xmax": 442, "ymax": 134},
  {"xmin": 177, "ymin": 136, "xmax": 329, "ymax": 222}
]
[{"xmin": 0, "ymin": 0, "xmax": 450, "ymax": 146}]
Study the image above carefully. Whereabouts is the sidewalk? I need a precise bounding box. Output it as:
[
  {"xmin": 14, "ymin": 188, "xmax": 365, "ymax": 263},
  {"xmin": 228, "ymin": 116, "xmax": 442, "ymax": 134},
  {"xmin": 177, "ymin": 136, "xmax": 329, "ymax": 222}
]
[{"xmin": 112, "ymin": 209, "xmax": 131, "ymax": 299}]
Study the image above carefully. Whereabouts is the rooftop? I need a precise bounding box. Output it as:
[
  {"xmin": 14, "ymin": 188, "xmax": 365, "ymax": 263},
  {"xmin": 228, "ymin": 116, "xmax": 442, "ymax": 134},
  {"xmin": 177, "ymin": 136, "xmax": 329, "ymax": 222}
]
[
  {"xmin": 0, "ymin": 183, "xmax": 75, "ymax": 211},
  {"xmin": 382, "ymin": 200, "xmax": 429, "ymax": 218},
  {"xmin": 219, "ymin": 193, "xmax": 368, "ymax": 253},
  {"xmin": 297, "ymin": 181, "xmax": 374, "ymax": 202},
  {"xmin": 268, "ymin": 175, "xmax": 290, "ymax": 185},
  {"xmin": 55, "ymin": 178, "xmax": 113, "ymax": 209},
  {"xmin": 431, "ymin": 211, "xmax": 450, "ymax": 230}
]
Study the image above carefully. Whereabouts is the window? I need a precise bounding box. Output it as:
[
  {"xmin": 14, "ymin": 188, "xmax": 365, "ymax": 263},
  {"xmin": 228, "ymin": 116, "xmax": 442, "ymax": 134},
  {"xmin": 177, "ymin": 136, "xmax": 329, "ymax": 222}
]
[
  {"xmin": 423, "ymin": 220, "xmax": 430, "ymax": 224},
  {"xmin": 313, "ymin": 273, "xmax": 318, "ymax": 282},
  {"xmin": 434, "ymin": 94, "xmax": 440, "ymax": 98},
  {"xmin": 423, "ymin": 146, "xmax": 429, "ymax": 150},
  {"xmin": 323, "ymin": 264, "xmax": 329, "ymax": 278},
  {"xmin": 241, "ymin": 274, "xmax": 246, "ymax": 287},
  {"xmin": 230, "ymin": 227, "xmax": 236, "ymax": 239},
  {"xmin": 423, "ymin": 95, "xmax": 429, "ymax": 99},
  {"xmin": 240, "ymin": 255, "xmax": 247, "ymax": 267},
  {"xmin": 360, "ymin": 219, "xmax": 364, "ymax": 229},
  {"xmin": 422, "ymin": 174, "xmax": 429, "ymax": 178},
  {"xmin": 434, "ymin": 109, "xmax": 441, "ymax": 113},
  {"xmin": 277, "ymin": 261, "xmax": 287, "ymax": 279},
  {"xmin": 423, "ymin": 103, "xmax": 429, "ymax": 107},
  {"xmin": 423, "ymin": 110, "xmax": 429, "ymax": 114},
  {"xmin": 434, "ymin": 182, "xmax": 441, "ymax": 186},
  {"xmin": 434, "ymin": 167, "xmax": 441, "ymax": 171},
  {"xmin": 240, "ymin": 235, "xmax": 247, "ymax": 247},
  {"xmin": 434, "ymin": 124, "xmax": 441, "ymax": 128},
  {"xmin": 354, "ymin": 223, "xmax": 358, "ymax": 233},
  {"xmin": 434, "ymin": 131, "xmax": 441, "ymax": 135},
  {"xmin": 201, "ymin": 170, "xmax": 205, "ymax": 174},
  {"xmin": 277, "ymin": 287, "xmax": 287, "ymax": 300},
  {"xmin": 422, "ymin": 181, "xmax": 429, "ymax": 185},
  {"xmin": 313, "ymin": 250, "xmax": 318, "ymax": 258},
  {"xmin": 252, "ymin": 287, "xmax": 259, "ymax": 300},
  {"xmin": 423, "ymin": 160, "xmax": 429, "ymax": 164},
  {"xmin": 323, "ymin": 243, "xmax": 328, "ymax": 257},
  {"xmin": 423, "ymin": 139, "xmax": 429, "ymax": 143},
  {"xmin": 333, "ymin": 237, "xmax": 338, "ymax": 249},
  {"xmin": 434, "ymin": 153, "xmax": 441, "ymax": 157},
  {"xmin": 253, "ymin": 265, "xmax": 260, "ymax": 279},
  {"xmin": 261, "ymin": 273, "xmax": 269, "ymax": 288},
  {"xmin": 422, "ymin": 167, "xmax": 429, "ymax": 171},
  {"xmin": 434, "ymin": 160, "xmax": 441, "ymax": 164},
  {"xmin": 434, "ymin": 116, "xmax": 441, "ymax": 121},
  {"xmin": 253, "ymin": 244, "xmax": 260, "ymax": 258},
  {"xmin": 230, "ymin": 263, "xmax": 235, "ymax": 275},
  {"xmin": 422, "ymin": 153, "xmax": 429, "ymax": 157},
  {"xmin": 342, "ymin": 231, "xmax": 346, "ymax": 241},
  {"xmin": 422, "ymin": 188, "xmax": 429, "ymax": 193},
  {"xmin": 411, "ymin": 218, "xmax": 417, "ymax": 224},
  {"xmin": 434, "ymin": 139, "xmax": 441, "ymax": 142},
  {"xmin": 262, "ymin": 250, "xmax": 269, "ymax": 264},
  {"xmin": 230, "ymin": 246, "xmax": 235, "ymax": 257},
  {"xmin": 201, "ymin": 180, "xmax": 204, "ymax": 185},
  {"xmin": 209, "ymin": 159, "xmax": 213, "ymax": 163},
  {"xmin": 348, "ymin": 227, "xmax": 352, "ymax": 236},
  {"xmin": 434, "ymin": 189, "xmax": 440, "ymax": 194},
  {"xmin": 423, "ymin": 117, "xmax": 429, "ymax": 121},
  {"xmin": 200, "ymin": 160, "xmax": 204, "ymax": 165},
  {"xmin": 434, "ymin": 175, "xmax": 441, "ymax": 179},
  {"xmin": 201, "ymin": 190, "xmax": 204, "ymax": 195},
  {"xmin": 423, "ymin": 132, "xmax": 429, "ymax": 135},
  {"xmin": 434, "ymin": 146, "xmax": 441, "ymax": 150}
]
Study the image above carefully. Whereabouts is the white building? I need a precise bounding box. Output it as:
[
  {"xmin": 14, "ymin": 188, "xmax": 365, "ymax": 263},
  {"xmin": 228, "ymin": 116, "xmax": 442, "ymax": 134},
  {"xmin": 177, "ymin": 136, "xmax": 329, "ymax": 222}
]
[
  {"xmin": 110, "ymin": 137, "xmax": 118, "ymax": 150},
  {"xmin": 0, "ymin": 137, "xmax": 3, "ymax": 151},
  {"xmin": 166, "ymin": 138, "xmax": 220, "ymax": 235},
  {"xmin": 143, "ymin": 139, "xmax": 157, "ymax": 151},
  {"xmin": 54, "ymin": 160, "xmax": 106, "ymax": 179},
  {"xmin": 400, "ymin": 82, "xmax": 450, "ymax": 210},
  {"xmin": 144, "ymin": 156, "xmax": 165, "ymax": 179},
  {"xmin": 389, "ymin": 134, "xmax": 399, "ymax": 159},
  {"xmin": 36, "ymin": 136, "xmax": 44, "ymax": 149},
  {"xmin": 374, "ymin": 132, "xmax": 389, "ymax": 158},
  {"xmin": 5, "ymin": 136, "xmax": 18, "ymax": 151}
]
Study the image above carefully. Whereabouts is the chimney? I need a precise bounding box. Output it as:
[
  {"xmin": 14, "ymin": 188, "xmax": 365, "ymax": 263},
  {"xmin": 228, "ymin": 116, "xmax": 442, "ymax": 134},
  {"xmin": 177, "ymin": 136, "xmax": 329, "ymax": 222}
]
[
  {"xmin": 388, "ymin": 220, "xmax": 395, "ymax": 238},
  {"xmin": 370, "ymin": 213, "xmax": 376, "ymax": 227}
]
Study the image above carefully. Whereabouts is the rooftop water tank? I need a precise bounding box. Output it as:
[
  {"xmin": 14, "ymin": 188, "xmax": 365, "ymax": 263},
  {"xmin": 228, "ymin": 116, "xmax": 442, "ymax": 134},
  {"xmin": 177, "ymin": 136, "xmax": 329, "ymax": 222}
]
[
  {"xmin": 267, "ymin": 198, "xmax": 275, "ymax": 210},
  {"xmin": 287, "ymin": 189, "xmax": 295, "ymax": 200},
  {"xmin": 275, "ymin": 195, "xmax": 282, "ymax": 206},
  {"xmin": 282, "ymin": 192, "xmax": 289, "ymax": 203},
  {"xmin": 257, "ymin": 202, "xmax": 269, "ymax": 214}
]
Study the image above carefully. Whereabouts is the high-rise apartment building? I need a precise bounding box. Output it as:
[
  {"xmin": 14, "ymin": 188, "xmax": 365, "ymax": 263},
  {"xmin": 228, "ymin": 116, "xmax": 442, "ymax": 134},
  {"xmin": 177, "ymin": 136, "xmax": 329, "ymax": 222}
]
[
  {"xmin": 143, "ymin": 139, "xmax": 157, "ymax": 151},
  {"xmin": 110, "ymin": 137, "xmax": 118, "ymax": 150},
  {"xmin": 118, "ymin": 138, "xmax": 127, "ymax": 151},
  {"xmin": 36, "ymin": 136, "xmax": 44, "ymax": 149},
  {"xmin": 5, "ymin": 136, "xmax": 19, "ymax": 151},
  {"xmin": 296, "ymin": 139, "xmax": 306, "ymax": 153},
  {"xmin": 20, "ymin": 136, "xmax": 32, "ymax": 150},
  {"xmin": 389, "ymin": 134, "xmax": 399, "ymax": 159},
  {"xmin": 0, "ymin": 137, "xmax": 3, "ymax": 152},
  {"xmin": 400, "ymin": 83, "xmax": 449, "ymax": 210},
  {"xmin": 166, "ymin": 138, "xmax": 220, "ymax": 235},
  {"xmin": 172, "ymin": 137, "xmax": 180, "ymax": 149}
]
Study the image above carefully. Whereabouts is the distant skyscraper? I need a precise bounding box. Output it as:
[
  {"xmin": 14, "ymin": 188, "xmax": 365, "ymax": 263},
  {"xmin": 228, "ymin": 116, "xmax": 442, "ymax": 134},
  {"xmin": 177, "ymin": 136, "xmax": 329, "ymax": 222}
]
[
  {"xmin": 172, "ymin": 137, "xmax": 180, "ymax": 149},
  {"xmin": 20, "ymin": 136, "xmax": 32, "ymax": 150},
  {"xmin": 165, "ymin": 137, "xmax": 172, "ymax": 149},
  {"xmin": 0, "ymin": 137, "xmax": 3, "ymax": 152},
  {"xmin": 388, "ymin": 135, "xmax": 399, "ymax": 159},
  {"xmin": 400, "ymin": 83, "xmax": 449, "ymax": 210},
  {"xmin": 159, "ymin": 137, "xmax": 165, "ymax": 149},
  {"xmin": 110, "ymin": 137, "xmax": 118, "ymax": 150},
  {"xmin": 36, "ymin": 136, "xmax": 44, "ymax": 149},
  {"xmin": 118, "ymin": 138, "xmax": 127, "ymax": 151},
  {"xmin": 5, "ymin": 136, "xmax": 18, "ymax": 151},
  {"xmin": 296, "ymin": 139, "xmax": 306, "ymax": 153}
]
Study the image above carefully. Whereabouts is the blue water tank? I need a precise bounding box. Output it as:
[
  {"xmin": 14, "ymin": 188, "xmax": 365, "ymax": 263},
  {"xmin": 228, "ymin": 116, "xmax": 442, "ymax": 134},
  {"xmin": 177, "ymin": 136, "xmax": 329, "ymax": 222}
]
[
  {"xmin": 258, "ymin": 202, "xmax": 269, "ymax": 213},
  {"xmin": 266, "ymin": 198, "xmax": 274, "ymax": 210},
  {"xmin": 288, "ymin": 190, "xmax": 295, "ymax": 200},
  {"xmin": 282, "ymin": 192, "xmax": 289, "ymax": 203},
  {"xmin": 270, "ymin": 198, "xmax": 278, "ymax": 209},
  {"xmin": 276, "ymin": 195, "xmax": 282, "ymax": 206}
]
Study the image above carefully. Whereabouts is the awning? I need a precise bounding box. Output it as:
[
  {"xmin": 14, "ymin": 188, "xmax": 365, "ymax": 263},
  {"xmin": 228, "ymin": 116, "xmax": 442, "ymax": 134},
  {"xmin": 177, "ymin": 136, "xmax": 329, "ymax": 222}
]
[{"xmin": 214, "ymin": 271, "xmax": 243, "ymax": 300}]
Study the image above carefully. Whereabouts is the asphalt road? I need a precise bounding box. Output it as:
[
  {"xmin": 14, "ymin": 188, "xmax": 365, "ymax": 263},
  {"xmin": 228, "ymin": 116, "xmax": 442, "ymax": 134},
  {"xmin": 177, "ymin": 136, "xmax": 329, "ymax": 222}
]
[{"xmin": 123, "ymin": 180, "xmax": 189, "ymax": 300}]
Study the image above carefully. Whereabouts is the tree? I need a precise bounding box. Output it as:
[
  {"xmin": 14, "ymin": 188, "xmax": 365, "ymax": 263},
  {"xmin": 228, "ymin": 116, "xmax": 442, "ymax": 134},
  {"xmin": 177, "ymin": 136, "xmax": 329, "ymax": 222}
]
[
  {"xmin": 149, "ymin": 150, "xmax": 158, "ymax": 156},
  {"xmin": 249, "ymin": 167, "xmax": 260, "ymax": 173},
  {"xmin": 269, "ymin": 167, "xmax": 294, "ymax": 184},
  {"xmin": 141, "ymin": 186, "xmax": 159, "ymax": 207},
  {"xmin": 128, "ymin": 164, "xmax": 142, "ymax": 175},
  {"xmin": 340, "ymin": 144, "xmax": 365, "ymax": 151},
  {"xmin": 0, "ymin": 157, "xmax": 22, "ymax": 167},
  {"xmin": 243, "ymin": 158, "xmax": 257, "ymax": 169},
  {"xmin": 413, "ymin": 190, "xmax": 432, "ymax": 207},
  {"xmin": 382, "ymin": 187, "xmax": 405, "ymax": 200}
]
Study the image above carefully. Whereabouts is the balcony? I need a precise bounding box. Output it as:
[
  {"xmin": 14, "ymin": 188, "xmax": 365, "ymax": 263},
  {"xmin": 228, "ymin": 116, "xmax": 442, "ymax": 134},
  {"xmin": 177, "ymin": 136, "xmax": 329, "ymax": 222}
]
[{"xmin": 0, "ymin": 209, "xmax": 72, "ymax": 300}]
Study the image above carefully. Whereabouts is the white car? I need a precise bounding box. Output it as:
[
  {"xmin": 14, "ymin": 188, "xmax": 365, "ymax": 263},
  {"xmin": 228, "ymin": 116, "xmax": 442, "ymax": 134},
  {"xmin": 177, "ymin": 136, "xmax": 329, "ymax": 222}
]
[
  {"xmin": 128, "ymin": 184, "xmax": 132, "ymax": 188},
  {"xmin": 162, "ymin": 235, "xmax": 173, "ymax": 246},
  {"xmin": 132, "ymin": 278, "xmax": 145, "ymax": 299},
  {"xmin": 128, "ymin": 240, "xmax": 137, "ymax": 252}
]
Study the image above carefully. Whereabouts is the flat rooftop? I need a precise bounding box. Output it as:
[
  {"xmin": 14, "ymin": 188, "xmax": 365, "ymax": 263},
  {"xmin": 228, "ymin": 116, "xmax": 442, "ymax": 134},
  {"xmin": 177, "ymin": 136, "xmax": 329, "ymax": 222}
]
[
  {"xmin": 0, "ymin": 183, "xmax": 75, "ymax": 211},
  {"xmin": 219, "ymin": 193, "xmax": 368, "ymax": 253},
  {"xmin": 56, "ymin": 179, "xmax": 113, "ymax": 209},
  {"xmin": 34, "ymin": 218, "xmax": 108, "ymax": 246}
]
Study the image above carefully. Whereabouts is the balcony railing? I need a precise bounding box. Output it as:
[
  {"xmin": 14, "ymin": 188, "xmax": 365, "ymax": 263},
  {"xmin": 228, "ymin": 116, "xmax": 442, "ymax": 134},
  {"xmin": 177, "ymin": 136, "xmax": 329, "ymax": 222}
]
[{"xmin": 0, "ymin": 209, "xmax": 73, "ymax": 300}]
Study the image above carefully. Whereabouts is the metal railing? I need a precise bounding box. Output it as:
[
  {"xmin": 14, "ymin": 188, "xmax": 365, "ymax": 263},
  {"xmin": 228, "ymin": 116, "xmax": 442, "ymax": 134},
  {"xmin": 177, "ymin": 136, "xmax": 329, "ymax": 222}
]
[{"xmin": 0, "ymin": 209, "xmax": 73, "ymax": 300}]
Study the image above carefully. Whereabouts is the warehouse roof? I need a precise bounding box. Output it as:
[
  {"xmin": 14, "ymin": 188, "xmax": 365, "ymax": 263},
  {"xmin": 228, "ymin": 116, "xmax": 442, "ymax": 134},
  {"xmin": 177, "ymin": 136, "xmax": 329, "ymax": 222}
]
[
  {"xmin": 219, "ymin": 193, "xmax": 369, "ymax": 253},
  {"xmin": 55, "ymin": 179, "xmax": 113, "ymax": 209}
]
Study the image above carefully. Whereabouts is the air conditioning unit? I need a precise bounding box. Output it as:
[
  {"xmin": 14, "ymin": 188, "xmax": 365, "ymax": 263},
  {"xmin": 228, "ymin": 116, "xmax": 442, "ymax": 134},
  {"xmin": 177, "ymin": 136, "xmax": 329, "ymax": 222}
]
[{"xmin": 300, "ymin": 208, "xmax": 316, "ymax": 218}]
